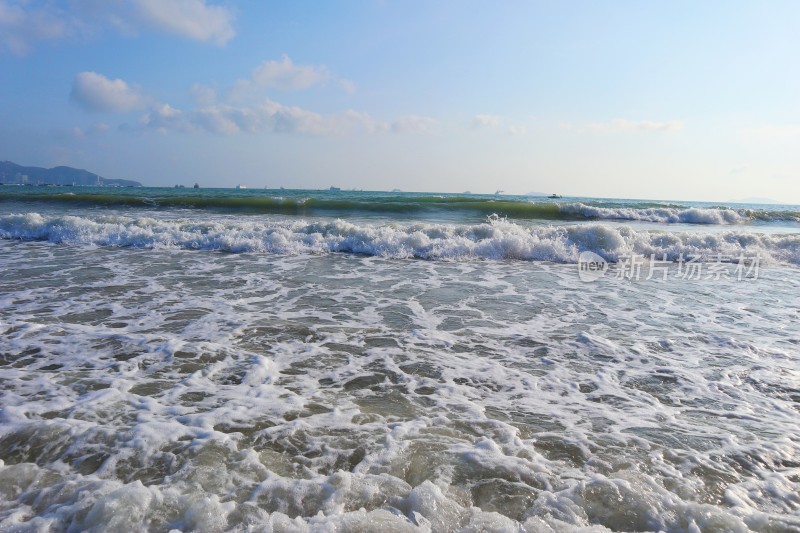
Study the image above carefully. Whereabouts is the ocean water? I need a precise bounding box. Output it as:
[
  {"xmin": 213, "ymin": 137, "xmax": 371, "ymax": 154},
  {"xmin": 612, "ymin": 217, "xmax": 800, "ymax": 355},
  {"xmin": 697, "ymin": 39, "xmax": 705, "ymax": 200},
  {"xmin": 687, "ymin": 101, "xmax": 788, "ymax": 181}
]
[{"xmin": 1, "ymin": 187, "xmax": 799, "ymax": 532}]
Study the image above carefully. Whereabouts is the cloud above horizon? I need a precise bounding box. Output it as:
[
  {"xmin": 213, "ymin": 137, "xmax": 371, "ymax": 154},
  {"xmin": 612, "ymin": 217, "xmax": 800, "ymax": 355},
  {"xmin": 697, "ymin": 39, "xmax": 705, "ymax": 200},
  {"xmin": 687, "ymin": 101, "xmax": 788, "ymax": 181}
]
[
  {"xmin": 131, "ymin": 0, "xmax": 235, "ymax": 45},
  {"xmin": 76, "ymin": 59, "xmax": 434, "ymax": 138},
  {"xmin": 229, "ymin": 55, "xmax": 356, "ymax": 100},
  {"xmin": 239, "ymin": 55, "xmax": 328, "ymax": 91},
  {"xmin": 588, "ymin": 118, "xmax": 685, "ymax": 133},
  {"xmin": 0, "ymin": 0, "xmax": 235, "ymax": 55},
  {"xmin": 71, "ymin": 72, "xmax": 149, "ymax": 113},
  {"xmin": 391, "ymin": 115, "xmax": 439, "ymax": 134},
  {"xmin": 0, "ymin": 0, "xmax": 69, "ymax": 54},
  {"xmin": 471, "ymin": 114, "xmax": 503, "ymax": 129},
  {"xmin": 138, "ymin": 101, "xmax": 439, "ymax": 138},
  {"xmin": 68, "ymin": 70, "xmax": 683, "ymax": 142},
  {"xmin": 557, "ymin": 118, "xmax": 684, "ymax": 134},
  {"xmin": 470, "ymin": 114, "xmax": 528, "ymax": 135},
  {"xmin": 139, "ymin": 101, "xmax": 380, "ymax": 136},
  {"xmin": 71, "ymin": 122, "xmax": 111, "ymax": 139}
]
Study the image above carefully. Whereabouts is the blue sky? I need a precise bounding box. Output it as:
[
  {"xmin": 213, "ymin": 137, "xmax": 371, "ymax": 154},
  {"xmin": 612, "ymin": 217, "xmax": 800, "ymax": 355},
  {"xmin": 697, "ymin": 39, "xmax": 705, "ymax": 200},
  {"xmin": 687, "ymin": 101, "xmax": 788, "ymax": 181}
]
[{"xmin": 1, "ymin": 1, "xmax": 799, "ymax": 201}]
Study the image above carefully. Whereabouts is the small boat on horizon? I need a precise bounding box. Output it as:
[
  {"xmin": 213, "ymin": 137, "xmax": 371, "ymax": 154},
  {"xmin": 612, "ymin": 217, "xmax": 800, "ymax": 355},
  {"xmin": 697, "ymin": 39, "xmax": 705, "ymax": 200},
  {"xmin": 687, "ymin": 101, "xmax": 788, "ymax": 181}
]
[
  {"xmin": 330, "ymin": 186, "xmax": 341, "ymax": 191},
  {"xmin": 548, "ymin": 194, "xmax": 562, "ymax": 199},
  {"xmin": 236, "ymin": 184, "xmax": 247, "ymax": 189}
]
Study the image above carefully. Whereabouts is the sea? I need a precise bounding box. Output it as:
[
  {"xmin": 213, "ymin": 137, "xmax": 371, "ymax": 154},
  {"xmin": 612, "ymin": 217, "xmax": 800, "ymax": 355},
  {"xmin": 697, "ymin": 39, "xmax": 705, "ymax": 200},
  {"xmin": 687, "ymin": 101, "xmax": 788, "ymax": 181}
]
[{"xmin": 1, "ymin": 187, "xmax": 799, "ymax": 532}]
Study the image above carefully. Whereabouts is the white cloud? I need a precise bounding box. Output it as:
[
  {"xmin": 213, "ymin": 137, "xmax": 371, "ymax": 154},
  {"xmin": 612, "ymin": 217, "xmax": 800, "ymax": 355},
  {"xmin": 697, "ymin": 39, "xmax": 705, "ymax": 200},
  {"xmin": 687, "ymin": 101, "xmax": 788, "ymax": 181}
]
[
  {"xmin": 471, "ymin": 114, "xmax": 502, "ymax": 128},
  {"xmin": 96, "ymin": 59, "xmax": 430, "ymax": 137},
  {"xmin": 139, "ymin": 100, "xmax": 386, "ymax": 136},
  {"xmin": 588, "ymin": 118, "xmax": 684, "ymax": 133},
  {"xmin": 391, "ymin": 115, "xmax": 438, "ymax": 134},
  {"xmin": 132, "ymin": 0, "xmax": 235, "ymax": 46},
  {"xmin": 231, "ymin": 55, "xmax": 330, "ymax": 99},
  {"xmin": 139, "ymin": 103, "xmax": 185, "ymax": 134},
  {"xmin": 191, "ymin": 83, "xmax": 217, "ymax": 106},
  {"xmin": 338, "ymin": 79, "xmax": 357, "ymax": 94},
  {"xmin": 270, "ymin": 105, "xmax": 382, "ymax": 136},
  {"xmin": 71, "ymin": 72, "xmax": 149, "ymax": 113},
  {"xmin": 471, "ymin": 114, "xmax": 528, "ymax": 135},
  {"xmin": 0, "ymin": 0, "xmax": 69, "ymax": 55},
  {"xmin": 71, "ymin": 122, "xmax": 110, "ymax": 138},
  {"xmin": 0, "ymin": 0, "xmax": 235, "ymax": 54}
]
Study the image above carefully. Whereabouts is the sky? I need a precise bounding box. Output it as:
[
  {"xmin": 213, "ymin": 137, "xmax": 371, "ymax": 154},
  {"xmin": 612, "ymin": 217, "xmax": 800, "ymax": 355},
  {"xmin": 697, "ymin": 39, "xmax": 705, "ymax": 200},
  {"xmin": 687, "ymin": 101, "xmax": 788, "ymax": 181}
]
[{"xmin": 1, "ymin": 0, "xmax": 799, "ymax": 202}]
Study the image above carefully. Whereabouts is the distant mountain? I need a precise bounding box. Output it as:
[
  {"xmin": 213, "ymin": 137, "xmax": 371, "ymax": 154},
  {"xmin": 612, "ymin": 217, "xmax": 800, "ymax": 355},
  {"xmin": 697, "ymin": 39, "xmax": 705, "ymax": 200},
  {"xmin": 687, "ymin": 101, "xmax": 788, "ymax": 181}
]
[{"xmin": 0, "ymin": 161, "xmax": 142, "ymax": 187}]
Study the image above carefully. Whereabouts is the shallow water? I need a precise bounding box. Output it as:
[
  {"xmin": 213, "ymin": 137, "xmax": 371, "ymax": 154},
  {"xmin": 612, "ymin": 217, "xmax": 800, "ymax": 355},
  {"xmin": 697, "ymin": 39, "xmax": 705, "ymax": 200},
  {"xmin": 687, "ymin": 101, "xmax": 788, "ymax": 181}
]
[{"xmin": 1, "ymin": 234, "xmax": 799, "ymax": 531}]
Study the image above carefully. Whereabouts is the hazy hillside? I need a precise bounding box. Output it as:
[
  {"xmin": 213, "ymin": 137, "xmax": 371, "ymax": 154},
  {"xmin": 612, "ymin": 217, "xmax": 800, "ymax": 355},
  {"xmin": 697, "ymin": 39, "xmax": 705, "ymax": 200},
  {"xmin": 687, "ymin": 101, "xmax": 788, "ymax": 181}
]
[{"xmin": 0, "ymin": 161, "xmax": 142, "ymax": 187}]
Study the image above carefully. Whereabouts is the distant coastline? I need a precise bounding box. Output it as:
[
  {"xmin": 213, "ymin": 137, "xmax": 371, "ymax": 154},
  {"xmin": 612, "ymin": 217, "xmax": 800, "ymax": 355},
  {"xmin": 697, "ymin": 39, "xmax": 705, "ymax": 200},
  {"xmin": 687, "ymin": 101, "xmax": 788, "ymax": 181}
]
[{"xmin": 0, "ymin": 160, "xmax": 141, "ymax": 187}]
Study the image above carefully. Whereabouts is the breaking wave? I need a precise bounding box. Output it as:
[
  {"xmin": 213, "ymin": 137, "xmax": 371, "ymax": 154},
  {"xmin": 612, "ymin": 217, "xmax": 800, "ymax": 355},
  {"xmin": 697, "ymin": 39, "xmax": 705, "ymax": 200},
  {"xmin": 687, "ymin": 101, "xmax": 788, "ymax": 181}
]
[
  {"xmin": 558, "ymin": 203, "xmax": 752, "ymax": 224},
  {"xmin": 2, "ymin": 212, "xmax": 799, "ymax": 265}
]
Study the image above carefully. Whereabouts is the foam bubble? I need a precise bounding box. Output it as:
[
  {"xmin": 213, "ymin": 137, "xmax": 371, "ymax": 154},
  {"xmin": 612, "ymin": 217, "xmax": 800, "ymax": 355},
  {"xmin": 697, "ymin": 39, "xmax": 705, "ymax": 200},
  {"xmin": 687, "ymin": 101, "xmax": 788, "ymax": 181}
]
[{"xmin": 1, "ymin": 231, "xmax": 799, "ymax": 531}]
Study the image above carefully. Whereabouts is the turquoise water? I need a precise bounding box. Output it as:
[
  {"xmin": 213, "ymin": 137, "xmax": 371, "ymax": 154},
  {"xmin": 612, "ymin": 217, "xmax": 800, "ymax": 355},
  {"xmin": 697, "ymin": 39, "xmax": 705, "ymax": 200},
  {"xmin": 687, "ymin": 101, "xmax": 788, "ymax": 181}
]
[{"xmin": 2, "ymin": 186, "xmax": 799, "ymax": 225}]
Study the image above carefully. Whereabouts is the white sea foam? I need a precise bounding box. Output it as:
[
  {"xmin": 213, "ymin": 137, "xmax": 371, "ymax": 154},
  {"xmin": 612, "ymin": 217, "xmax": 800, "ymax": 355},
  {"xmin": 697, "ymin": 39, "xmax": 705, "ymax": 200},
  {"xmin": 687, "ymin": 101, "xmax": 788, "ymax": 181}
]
[
  {"xmin": 1, "ymin": 212, "xmax": 799, "ymax": 265},
  {"xmin": 1, "ymin": 239, "xmax": 799, "ymax": 531}
]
